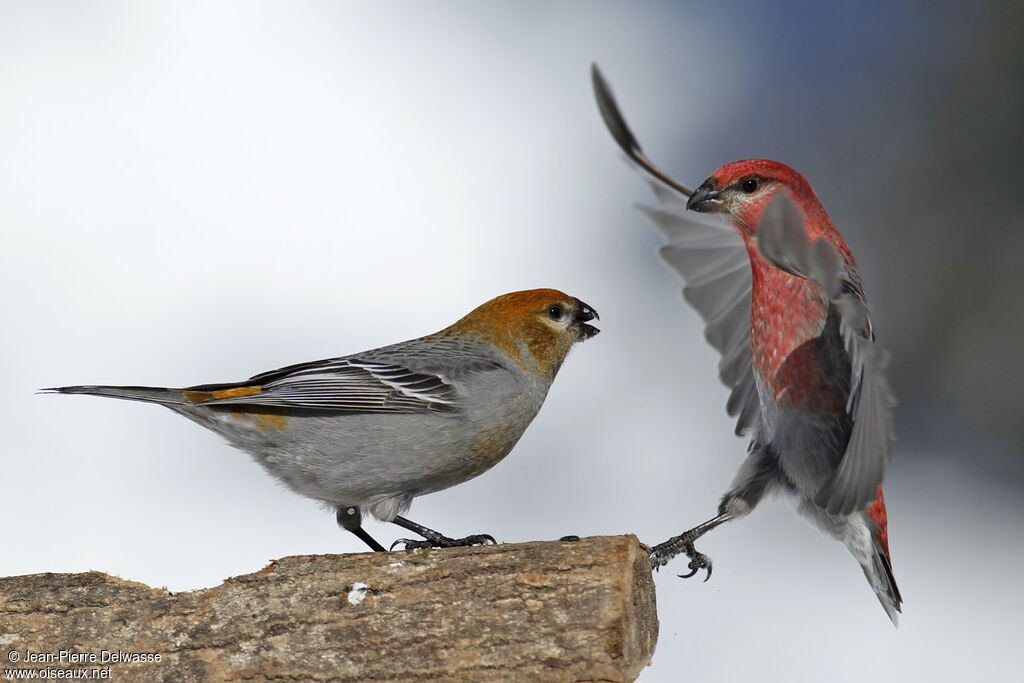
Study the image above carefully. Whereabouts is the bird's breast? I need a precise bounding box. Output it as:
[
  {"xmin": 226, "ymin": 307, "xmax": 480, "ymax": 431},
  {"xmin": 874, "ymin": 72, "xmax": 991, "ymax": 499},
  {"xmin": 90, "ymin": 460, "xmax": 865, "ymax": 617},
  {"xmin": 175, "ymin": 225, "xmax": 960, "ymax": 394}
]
[{"xmin": 749, "ymin": 256, "xmax": 836, "ymax": 412}]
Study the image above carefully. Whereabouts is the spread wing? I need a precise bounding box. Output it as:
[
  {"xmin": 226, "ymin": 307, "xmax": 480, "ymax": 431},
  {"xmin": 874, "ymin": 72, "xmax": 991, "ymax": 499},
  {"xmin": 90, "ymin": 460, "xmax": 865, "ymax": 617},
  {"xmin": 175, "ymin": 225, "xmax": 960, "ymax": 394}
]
[
  {"xmin": 193, "ymin": 358, "xmax": 460, "ymax": 413},
  {"xmin": 756, "ymin": 193, "xmax": 896, "ymax": 515},
  {"xmin": 592, "ymin": 63, "xmax": 759, "ymax": 437},
  {"xmin": 642, "ymin": 199, "xmax": 759, "ymax": 437}
]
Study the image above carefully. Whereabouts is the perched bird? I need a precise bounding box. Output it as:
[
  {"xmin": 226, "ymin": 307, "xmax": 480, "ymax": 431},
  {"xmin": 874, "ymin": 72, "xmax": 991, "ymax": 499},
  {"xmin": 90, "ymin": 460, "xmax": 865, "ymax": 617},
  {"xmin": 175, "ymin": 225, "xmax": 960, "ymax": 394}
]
[
  {"xmin": 592, "ymin": 65, "xmax": 901, "ymax": 623},
  {"xmin": 45, "ymin": 289, "xmax": 599, "ymax": 552}
]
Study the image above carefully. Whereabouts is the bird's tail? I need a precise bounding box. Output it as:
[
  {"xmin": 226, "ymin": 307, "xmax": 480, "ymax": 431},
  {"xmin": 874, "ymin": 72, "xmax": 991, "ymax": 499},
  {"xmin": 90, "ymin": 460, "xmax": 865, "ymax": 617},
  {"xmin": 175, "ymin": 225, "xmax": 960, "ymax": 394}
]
[
  {"xmin": 802, "ymin": 492, "xmax": 903, "ymax": 624},
  {"xmin": 860, "ymin": 488, "xmax": 902, "ymax": 625},
  {"xmin": 859, "ymin": 533, "xmax": 902, "ymax": 625},
  {"xmin": 41, "ymin": 385, "xmax": 192, "ymax": 406}
]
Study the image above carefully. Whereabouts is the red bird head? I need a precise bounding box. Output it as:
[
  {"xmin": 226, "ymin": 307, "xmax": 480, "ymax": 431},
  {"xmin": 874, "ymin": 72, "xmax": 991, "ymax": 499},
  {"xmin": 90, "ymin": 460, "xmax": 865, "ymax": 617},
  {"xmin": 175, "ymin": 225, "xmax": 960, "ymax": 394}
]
[{"xmin": 687, "ymin": 159, "xmax": 852, "ymax": 262}]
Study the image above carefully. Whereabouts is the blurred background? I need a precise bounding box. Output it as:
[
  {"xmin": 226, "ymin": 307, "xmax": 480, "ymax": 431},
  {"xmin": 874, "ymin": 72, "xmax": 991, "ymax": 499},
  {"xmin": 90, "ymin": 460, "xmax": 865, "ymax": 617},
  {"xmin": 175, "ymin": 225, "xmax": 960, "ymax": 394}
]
[{"xmin": 2, "ymin": 1, "xmax": 1020, "ymax": 680}]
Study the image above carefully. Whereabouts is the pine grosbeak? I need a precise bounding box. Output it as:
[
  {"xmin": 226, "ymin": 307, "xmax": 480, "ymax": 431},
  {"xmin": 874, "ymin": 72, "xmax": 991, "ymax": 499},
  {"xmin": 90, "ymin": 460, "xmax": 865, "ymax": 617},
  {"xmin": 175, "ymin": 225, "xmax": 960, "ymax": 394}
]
[
  {"xmin": 46, "ymin": 289, "xmax": 599, "ymax": 552},
  {"xmin": 593, "ymin": 65, "xmax": 901, "ymax": 623}
]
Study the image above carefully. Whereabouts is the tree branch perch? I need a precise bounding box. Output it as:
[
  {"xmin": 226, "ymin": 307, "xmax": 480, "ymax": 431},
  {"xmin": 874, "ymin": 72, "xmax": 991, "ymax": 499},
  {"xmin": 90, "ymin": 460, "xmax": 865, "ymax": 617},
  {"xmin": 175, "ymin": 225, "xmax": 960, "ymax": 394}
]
[{"xmin": 0, "ymin": 535, "xmax": 658, "ymax": 681}]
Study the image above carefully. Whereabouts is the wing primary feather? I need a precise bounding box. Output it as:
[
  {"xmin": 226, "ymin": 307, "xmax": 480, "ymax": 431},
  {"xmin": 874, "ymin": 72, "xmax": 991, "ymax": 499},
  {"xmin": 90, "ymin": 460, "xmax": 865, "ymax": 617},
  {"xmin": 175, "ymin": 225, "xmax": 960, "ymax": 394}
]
[
  {"xmin": 594, "ymin": 63, "xmax": 761, "ymax": 439},
  {"xmin": 591, "ymin": 63, "xmax": 694, "ymax": 197},
  {"xmin": 638, "ymin": 189, "xmax": 758, "ymax": 438},
  {"xmin": 199, "ymin": 359, "xmax": 459, "ymax": 414}
]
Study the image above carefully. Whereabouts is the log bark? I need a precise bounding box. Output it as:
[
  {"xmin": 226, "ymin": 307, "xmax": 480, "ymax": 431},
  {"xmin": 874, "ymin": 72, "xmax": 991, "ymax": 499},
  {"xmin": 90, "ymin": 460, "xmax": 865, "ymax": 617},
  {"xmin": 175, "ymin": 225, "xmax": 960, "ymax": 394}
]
[{"xmin": 0, "ymin": 535, "xmax": 657, "ymax": 682}]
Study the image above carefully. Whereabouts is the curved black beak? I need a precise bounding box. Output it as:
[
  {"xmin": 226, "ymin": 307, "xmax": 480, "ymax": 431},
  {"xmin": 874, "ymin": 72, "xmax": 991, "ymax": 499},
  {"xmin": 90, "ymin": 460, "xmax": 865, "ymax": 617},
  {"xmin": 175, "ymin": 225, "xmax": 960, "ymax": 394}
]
[
  {"xmin": 687, "ymin": 180, "xmax": 723, "ymax": 213},
  {"xmin": 572, "ymin": 299, "xmax": 600, "ymax": 341}
]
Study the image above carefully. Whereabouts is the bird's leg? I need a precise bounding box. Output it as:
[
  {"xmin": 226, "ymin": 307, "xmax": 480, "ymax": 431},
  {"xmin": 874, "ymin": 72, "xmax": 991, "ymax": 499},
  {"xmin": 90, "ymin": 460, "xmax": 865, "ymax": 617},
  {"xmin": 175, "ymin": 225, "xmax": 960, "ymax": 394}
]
[
  {"xmin": 653, "ymin": 444, "xmax": 772, "ymax": 579},
  {"xmin": 649, "ymin": 512, "xmax": 734, "ymax": 581},
  {"xmin": 336, "ymin": 505, "xmax": 386, "ymax": 552},
  {"xmin": 388, "ymin": 515, "xmax": 497, "ymax": 551}
]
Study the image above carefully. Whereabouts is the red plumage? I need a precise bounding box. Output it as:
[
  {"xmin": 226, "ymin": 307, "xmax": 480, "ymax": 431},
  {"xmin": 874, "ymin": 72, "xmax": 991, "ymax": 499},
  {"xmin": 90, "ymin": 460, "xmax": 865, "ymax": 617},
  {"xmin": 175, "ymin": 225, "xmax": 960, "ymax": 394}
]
[{"xmin": 593, "ymin": 66, "xmax": 901, "ymax": 623}]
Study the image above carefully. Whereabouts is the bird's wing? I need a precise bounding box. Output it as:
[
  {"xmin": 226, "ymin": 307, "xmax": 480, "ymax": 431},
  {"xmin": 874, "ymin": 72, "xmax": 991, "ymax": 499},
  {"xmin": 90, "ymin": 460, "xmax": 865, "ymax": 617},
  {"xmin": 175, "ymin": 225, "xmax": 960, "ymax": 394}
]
[
  {"xmin": 643, "ymin": 200, "xmax": 759, "ymax": 437},
  {"xmin": 755, "ymin": 193, "xmax": 896, "ymax": 515},
  {"xmin": 192, "ymin": 357, "xmax": 460, "ymax": 413},
  {"xmin": 592, "ymin": 63, "xmax": 760, "ymax": 437}
]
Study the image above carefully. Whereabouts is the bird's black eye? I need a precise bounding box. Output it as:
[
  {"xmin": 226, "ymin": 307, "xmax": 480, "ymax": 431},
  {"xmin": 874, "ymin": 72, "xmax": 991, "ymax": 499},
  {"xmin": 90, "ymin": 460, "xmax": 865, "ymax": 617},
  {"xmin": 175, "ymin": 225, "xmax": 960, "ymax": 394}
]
[
  {"xmin": 547, "ymin": 304, "xmax": 564, "ymax": 320},
  {"xmin": 741, "ymin": 178, "xmax": 760, "ymax": 194}
]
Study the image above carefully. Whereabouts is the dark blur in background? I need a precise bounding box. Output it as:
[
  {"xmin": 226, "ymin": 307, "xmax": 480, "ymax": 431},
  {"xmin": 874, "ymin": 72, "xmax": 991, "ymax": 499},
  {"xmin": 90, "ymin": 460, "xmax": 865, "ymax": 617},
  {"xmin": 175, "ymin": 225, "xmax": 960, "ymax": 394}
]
[
  {"xmin": 668, "ymin": 0, "xmax": 1024, "ymax": 482},
  {"xmin": 2, "ymin": 2, "xmax": 1020, "ymax": 681}
]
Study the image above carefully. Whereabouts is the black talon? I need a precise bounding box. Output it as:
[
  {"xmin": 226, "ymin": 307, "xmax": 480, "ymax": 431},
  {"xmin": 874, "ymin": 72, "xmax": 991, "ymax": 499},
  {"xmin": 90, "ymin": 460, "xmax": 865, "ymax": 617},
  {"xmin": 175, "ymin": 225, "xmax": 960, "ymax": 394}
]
[
  {"xmin": 676, "ymin": 545, "xmax": 713, "ymax": 581},
  {"xmin": 390, "ymin": 538, "xmax": 421, "ymax": 551},
  {"xmin": 673, "ymin": 541, "xmax": 713, "ymax": 581},
  {"xmin": 648, "ymin": 512, "xmax": 732, "ymax": 579},
  {"xmin": 388, "ymin": 516, "xmax": 497, "ymax": 550},
  {"xmin": 468, "ymin": 534, "xmax": 497, "ymax": 546},
  {"xmin": 336, "ymin": 507, "xmax": 500, "ymax": 552},
  {"xmin": 649, "ymin": 536, "xmax": 714, "ymax": 581},
  {"xmin": 391, "ymin": 534, "xmax": 494, "ymax": 551}
]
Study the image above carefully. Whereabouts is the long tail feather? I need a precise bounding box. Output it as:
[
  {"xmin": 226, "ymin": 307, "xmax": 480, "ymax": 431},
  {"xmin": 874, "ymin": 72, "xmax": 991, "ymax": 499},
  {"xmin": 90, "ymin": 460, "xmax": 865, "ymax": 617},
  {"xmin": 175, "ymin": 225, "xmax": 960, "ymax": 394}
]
[
  {"xmin": 41, "ymin": 385, "xmax": 190, "ymax": 406},
  {"xmin": 862, "ymin": 540, "xmax": 903, "ymax": 625}
]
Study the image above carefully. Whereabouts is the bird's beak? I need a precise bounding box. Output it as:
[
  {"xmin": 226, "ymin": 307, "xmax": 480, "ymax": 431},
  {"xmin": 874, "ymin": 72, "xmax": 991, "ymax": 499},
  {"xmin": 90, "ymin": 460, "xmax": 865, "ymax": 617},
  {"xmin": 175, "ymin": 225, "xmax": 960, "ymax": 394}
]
[
  {"xmin": 687, "ymin": 180, "xmax": 724, "ymax": 213},
  {"xmin": 571, "ymin": 299, "xmax": 600, "ymax": 341}
]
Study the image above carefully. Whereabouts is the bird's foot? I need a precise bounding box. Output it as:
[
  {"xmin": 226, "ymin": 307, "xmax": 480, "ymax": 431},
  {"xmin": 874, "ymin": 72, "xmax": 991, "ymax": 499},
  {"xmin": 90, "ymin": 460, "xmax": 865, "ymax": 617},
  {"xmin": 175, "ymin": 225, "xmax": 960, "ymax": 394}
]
[
  {"xmin": 649, "ymin": 535, "xmax": 713, "ymax": 581},
  {"xmin": 390, "ymin": 532, "xmax": 497, "ymax": 551}
]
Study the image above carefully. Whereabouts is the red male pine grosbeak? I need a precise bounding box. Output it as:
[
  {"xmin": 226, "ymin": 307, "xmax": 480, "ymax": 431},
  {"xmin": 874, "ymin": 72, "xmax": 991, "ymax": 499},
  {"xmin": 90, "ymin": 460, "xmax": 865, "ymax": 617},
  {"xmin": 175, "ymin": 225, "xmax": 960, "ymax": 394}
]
[
  {"xmin": 46, "ymin": 289, "xmax": 599, "ymax": 552},
  {"xmin": 592, "ymin": 65, "xmax": 901, "ymax": 623}
]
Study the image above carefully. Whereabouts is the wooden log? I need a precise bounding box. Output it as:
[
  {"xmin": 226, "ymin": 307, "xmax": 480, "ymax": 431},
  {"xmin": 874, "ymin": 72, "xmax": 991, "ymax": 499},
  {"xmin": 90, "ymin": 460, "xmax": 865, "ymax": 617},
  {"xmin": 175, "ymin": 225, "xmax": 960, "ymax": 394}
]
[{"xmin": 0, "ymin": 535, "xmax": 657, "ymax": 682}]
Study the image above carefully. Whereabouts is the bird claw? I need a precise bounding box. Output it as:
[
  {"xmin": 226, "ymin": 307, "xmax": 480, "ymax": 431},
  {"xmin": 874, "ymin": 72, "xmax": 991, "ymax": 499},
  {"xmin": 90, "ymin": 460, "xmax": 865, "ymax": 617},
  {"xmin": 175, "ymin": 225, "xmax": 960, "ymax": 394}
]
[
  {"xmin": 677, "ymin": 544, "xmax": 713, "ymax": 582},
  {"xmin": 390, "ymin": 533, "xmax": 496, "ymax": 551},
  {"xmin": 649, "ymin": 537, "xmax": 713, "ymax": 582},
  {"xmin": 389, "ymin": 537, "xmax": 419, "ymax": 551}
]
